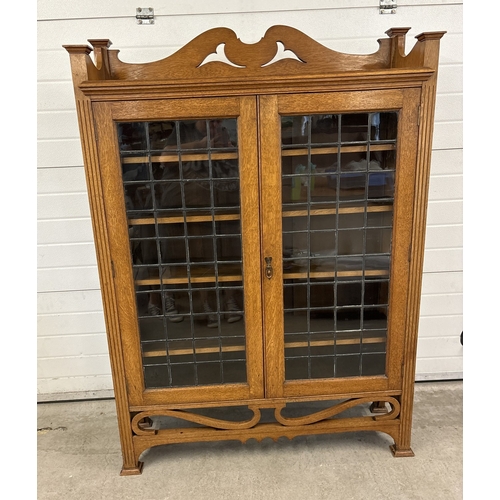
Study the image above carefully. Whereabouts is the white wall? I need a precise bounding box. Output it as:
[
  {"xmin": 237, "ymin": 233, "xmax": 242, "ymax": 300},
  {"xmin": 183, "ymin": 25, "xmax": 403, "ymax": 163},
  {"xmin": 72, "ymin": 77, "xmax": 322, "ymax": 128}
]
[{"xmin": 37, "ymin": 0, "xmax": 463, "ymax": 400}]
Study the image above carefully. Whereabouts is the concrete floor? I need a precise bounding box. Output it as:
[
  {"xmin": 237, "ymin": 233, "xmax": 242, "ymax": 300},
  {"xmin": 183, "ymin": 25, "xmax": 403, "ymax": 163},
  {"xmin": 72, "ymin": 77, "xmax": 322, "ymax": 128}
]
[{"xmin": 37, "ymin": 380, "xmax": 462, "ymax": 499}]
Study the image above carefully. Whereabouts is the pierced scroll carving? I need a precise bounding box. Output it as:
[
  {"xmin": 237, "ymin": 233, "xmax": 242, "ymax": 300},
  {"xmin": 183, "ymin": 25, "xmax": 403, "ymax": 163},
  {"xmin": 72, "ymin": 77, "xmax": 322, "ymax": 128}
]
[
  {"xmin": 198, "ymin": 41, "xmax": 305, "ymax": 69},
  {"xmin": 131, "ymin": 406, "xmax": 262, "ymax": 435},
  {"xmin": 274, "ymin": 397, "xmax": 401, "ymax": 426},
  {"xmin": 261, "ymin": 41, "xmax": 305, "ymax": 67},
  {"xmin": 131, "ymin": 397, "xmax": 400, "ymax": 437},
  {"xmin": 198, "ymin": 43, "xmax": 246, "ymax": 68}
]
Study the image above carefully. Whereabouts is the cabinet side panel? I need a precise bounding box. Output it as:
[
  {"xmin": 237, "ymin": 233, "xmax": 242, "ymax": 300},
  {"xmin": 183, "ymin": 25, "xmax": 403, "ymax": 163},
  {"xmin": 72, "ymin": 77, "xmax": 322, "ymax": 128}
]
[
  {"xmin": 74, "ymin": 99, "xmax": 137, "ymax": 469},
  {"xmin": 397, "ymin": 77, "xmax": 441, "ymax": 451}
]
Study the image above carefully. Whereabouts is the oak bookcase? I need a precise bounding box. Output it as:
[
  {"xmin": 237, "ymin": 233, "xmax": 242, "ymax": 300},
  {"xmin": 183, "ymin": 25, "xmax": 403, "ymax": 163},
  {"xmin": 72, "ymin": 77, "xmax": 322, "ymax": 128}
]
[{"xmin": 65, "ymin": 25, "xmax": 444, "ymax": 475}]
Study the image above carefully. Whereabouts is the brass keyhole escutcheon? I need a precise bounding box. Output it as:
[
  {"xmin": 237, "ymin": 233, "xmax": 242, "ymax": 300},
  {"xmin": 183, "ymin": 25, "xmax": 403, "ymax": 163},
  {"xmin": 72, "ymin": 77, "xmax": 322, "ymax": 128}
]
[{"xmin": 265, "ymin": 257, "xmax": 273, "ymax": 279}]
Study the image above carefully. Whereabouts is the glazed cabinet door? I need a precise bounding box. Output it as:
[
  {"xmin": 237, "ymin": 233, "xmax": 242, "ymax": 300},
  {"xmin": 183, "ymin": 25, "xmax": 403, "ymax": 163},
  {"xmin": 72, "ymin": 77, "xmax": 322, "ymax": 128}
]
[
  {"xmin": 259, "ymin": 90, "xmax": 421, "ymax": 398},
  {"xmin": 93, "ymin": 97, "xmax": 264, "ymax": 406}
]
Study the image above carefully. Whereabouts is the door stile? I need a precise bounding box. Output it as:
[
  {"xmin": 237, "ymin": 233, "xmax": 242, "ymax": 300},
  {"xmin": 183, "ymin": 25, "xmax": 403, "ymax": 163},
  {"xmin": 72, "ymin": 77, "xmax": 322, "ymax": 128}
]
[
  {"xmin": 382, "ymin": 87, "xmax": 421, "ymax": 389},
  {"xmin": 258, "ymin": 95, "xmax": 286, "ymax": 398},
  {"xmin": 93, "ymin": 102, "xmax": 147, "ymax": 406},
  {"xmin": 238, "ymin": 96, "xmax": 265, "ymax": 399}
]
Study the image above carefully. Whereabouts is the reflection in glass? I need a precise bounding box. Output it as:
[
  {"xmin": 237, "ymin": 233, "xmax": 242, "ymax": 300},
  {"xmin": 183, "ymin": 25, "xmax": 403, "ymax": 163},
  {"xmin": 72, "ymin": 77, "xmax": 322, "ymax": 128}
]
[
  {"xmin": 118, "ymin": 119, "xmax": 246, "ymax": 389},
  {"xmin": 281, "ymin": 111, "xmax": 397, "ymax": 381}
]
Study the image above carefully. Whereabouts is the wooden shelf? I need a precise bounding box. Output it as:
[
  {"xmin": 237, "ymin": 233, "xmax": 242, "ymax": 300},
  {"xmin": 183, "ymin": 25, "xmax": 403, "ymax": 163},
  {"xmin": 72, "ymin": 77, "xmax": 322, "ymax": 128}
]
[
  {"xmin": 285, "ymin": 332, "xmax": 386, "ymax": 350},
  {"xmin": 135, "ymin": 262, "xmax": 389, "ymax": 286},
  {"xmin": 282, "ymin": 204, "xmax": 392, "ymax": 218},
  {"xmin": 284, "ymin": 269, "xmax": 389, "ymax": 279},
  {"xmin": 129, "ymin": 212, "xmax": 240, "ymax": 226},
  {"xmin": 135, "ymin": 263, "xmax": 243, "ymax": 286},
  {"xmin": 142, "ymin": 332, "xmax": 386, "ymax": 358},
  {"xmin": 128, "ymin": 204, "xmax": 393, "ymax": 226},
  {"xmin": 281, "ymin": 143, "xmax": 396, "ymax": 157},
  {"xmin": 121, "ymin": 151, "xmax": 238, "ymax": 164},
  {"xmin": 121, "ymin": 144, "xmax": 394, "ymax": 165}
]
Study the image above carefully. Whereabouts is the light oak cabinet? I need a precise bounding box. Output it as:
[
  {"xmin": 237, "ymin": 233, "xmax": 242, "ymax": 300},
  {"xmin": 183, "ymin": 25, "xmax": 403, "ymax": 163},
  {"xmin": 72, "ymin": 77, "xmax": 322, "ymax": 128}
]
[{"xmin": 65, "ymin": 25, "xmax": 445, "ymax": 475}]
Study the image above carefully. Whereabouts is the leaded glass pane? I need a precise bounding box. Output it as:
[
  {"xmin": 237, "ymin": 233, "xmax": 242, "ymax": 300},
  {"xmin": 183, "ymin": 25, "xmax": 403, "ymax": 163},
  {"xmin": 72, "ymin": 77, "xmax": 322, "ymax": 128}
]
[
  {"xmin": 118, "ymin": 119, "xmax": 246, "ymax": 388},
  {"xmin": 281, "ymin": 112, "xmax": 397, "ymax": 380}
]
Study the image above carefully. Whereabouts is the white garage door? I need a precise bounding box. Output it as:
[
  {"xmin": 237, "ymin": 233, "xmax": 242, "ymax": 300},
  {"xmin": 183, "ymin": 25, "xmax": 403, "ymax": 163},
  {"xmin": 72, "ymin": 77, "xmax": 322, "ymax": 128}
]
[{"xmin": 37, "ymin": 0, "xmax": 463, "ymax": 400}]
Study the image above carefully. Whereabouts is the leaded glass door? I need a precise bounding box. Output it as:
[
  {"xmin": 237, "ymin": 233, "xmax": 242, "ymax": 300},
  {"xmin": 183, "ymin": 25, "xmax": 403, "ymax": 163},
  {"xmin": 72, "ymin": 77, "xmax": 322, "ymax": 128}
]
[
  {"xmin": 260, "ymin": 91, "xmax": 420, "ymax": 398},
  {"xmin": 93, "ymin": 97, "xmax": 264, "ymax": 406}
]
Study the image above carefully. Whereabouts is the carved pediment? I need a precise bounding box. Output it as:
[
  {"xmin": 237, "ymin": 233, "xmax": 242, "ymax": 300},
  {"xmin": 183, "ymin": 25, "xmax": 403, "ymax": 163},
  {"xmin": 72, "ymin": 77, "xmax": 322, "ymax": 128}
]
[{"xmin": 64, "ymin": 25, "xmax": 445, "ymax": 93}]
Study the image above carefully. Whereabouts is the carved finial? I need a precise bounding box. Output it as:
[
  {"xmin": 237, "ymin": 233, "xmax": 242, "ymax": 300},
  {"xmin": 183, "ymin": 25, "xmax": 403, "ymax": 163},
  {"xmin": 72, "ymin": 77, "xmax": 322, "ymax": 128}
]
[
  {"xmin": 87, "ymin": 39, "xmax": 113, "ymax": 71},
  {"xmin": 385, "ymin": 27, "xmax": 411, "ymax": 57}
]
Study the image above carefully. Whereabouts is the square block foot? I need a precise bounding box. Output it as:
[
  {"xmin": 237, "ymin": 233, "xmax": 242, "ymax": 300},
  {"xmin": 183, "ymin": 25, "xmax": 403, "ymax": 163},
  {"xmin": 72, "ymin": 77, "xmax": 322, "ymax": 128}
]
[
  {"xmin": 390, "ymin": 444, "xmax": 415, "ymax": 457},
  {"xmin": 120, "ymin": 462, "xmax": 144, "ymax": 476},
  {"xmin": 370, "ymin": 402, "xmax": 389, "ymax": 414}
]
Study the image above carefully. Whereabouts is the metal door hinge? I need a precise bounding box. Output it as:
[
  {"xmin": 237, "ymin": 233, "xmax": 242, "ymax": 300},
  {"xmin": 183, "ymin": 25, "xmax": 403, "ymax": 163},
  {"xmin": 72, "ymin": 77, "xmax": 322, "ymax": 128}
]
[
  {"xmin": 380, "ymin": 1, "xmax": 397, "ymax": 14},
  {"xmin": 136, "ymin": 7, "xmax": 155, "ymax": 25}
]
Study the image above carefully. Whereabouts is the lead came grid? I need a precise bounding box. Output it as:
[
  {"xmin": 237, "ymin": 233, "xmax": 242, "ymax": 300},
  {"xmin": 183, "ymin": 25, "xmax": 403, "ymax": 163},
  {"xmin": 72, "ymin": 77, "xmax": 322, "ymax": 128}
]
[
  {"xmin": 118, "ymin": 119, "xmax": 246, "ymax": 389},
  {"xmin": 281, "ymin": 112, "xmax": 397, "ymax": 380}
]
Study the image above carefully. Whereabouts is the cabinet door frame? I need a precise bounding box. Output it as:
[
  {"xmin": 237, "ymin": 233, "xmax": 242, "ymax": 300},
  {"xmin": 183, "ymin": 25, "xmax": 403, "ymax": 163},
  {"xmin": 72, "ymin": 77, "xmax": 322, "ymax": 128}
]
[
  {"xmin": 92, "ymin": 96, "xmax": 265, "ymax": 406},
  {"xmin": 259, "ymin": 89, "xmax": 421, "ymax": 399}
]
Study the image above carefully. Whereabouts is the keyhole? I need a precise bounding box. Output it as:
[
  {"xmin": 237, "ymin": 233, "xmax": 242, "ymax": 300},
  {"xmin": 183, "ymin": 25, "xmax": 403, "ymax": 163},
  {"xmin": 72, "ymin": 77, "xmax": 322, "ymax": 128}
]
[{"xmin": 265, "ymin": 257, "xmax": 273, "ymax": 279}]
